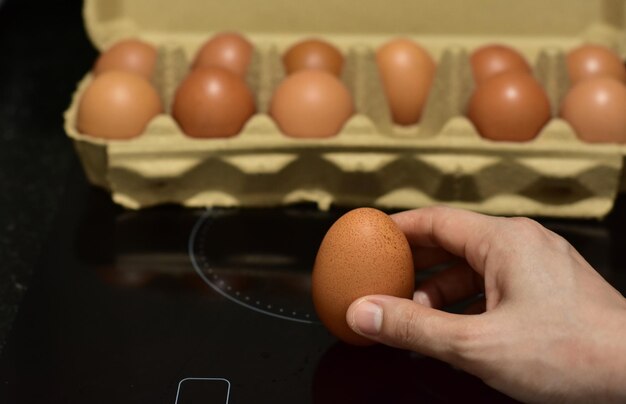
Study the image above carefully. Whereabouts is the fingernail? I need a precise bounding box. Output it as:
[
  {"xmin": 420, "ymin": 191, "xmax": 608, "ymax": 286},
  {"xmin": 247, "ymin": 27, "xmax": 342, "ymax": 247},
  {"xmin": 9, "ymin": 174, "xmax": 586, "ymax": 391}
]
[
  {"xmin": 414, "ymin": 291, "xmax": 430, "ymax": 306},
  {"xmin": 351, "ymin": 299, "xmax": 382, "ymax": 336}
]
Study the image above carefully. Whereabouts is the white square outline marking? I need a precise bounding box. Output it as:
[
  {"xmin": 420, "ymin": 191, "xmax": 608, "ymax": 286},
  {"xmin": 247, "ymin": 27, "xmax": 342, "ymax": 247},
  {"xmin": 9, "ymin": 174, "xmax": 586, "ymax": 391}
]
[{"xmin": 174, "ymin": 377, "xmax": 231, "ymax": 404}]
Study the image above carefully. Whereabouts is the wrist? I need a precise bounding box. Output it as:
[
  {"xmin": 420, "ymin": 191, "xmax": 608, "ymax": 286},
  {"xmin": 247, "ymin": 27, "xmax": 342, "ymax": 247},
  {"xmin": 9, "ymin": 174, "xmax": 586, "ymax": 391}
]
[{"xmin": 593, "ymin": 307, "xmax": 626, "ymax": 402}]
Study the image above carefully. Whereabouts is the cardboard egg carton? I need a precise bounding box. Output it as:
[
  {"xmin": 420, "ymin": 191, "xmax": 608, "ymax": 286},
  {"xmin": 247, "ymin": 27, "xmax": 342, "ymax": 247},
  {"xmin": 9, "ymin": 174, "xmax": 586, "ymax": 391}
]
[{"xmin": 64, "ymin": 0, "xmax": 626, "ymax": 218}]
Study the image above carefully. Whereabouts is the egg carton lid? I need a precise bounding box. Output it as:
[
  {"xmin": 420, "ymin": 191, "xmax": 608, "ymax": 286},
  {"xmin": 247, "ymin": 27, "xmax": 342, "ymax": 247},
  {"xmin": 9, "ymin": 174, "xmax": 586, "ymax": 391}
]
[{"xmin": 84, "ymin": 0, "xmax": 626, "ymax": 55}]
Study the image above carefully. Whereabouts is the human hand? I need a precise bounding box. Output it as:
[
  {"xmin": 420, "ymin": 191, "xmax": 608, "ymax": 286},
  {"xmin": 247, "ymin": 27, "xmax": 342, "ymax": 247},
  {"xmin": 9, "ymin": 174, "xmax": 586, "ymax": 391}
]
[{"xmin": 346, "ymin": 206, "xmax": 626, "ymax": 403}]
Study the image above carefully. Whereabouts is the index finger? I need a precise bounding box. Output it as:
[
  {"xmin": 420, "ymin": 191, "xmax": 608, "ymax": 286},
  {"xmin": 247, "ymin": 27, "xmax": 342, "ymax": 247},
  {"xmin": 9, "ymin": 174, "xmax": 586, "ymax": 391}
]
[{"xmin": 391, "ymin": 206, "xmax": 503, "ymax": 276}]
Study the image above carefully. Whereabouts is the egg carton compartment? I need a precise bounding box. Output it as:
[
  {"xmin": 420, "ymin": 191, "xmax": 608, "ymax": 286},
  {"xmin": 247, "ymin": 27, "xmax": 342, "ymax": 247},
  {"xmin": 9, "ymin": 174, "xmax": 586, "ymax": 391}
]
[
  {"xmin": 97, "ymin": 119, "xmax": 620, "ymax": 218},
  {"xmin": 65, "ymin": 103, "xmax": 622, "ymax": 219},
  {"xmin": 64, "ymin": 0, "xmax": 626, "ymax": 218}
]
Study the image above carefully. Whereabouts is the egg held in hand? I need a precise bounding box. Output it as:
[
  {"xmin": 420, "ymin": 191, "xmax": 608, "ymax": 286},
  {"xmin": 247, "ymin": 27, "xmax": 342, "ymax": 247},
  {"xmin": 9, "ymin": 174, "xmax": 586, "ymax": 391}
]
[{"xmin": 312, "ymin": 208, "xmax": 415, "ymax": 346}]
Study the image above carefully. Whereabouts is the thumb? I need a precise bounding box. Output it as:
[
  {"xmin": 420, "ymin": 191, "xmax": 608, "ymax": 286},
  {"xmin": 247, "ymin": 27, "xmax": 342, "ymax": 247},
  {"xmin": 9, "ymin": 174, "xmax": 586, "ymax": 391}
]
[{"xmin": 346, "ymin": 295, "xmax": 473, "ymax": 363}]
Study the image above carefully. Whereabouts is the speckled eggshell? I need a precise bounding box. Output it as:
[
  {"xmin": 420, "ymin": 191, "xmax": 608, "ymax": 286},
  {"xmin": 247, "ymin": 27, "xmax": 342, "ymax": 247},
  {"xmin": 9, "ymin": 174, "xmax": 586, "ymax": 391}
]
[{"xmin": 312, "ymin": 208, "xmax": 415, "ymax": 346}]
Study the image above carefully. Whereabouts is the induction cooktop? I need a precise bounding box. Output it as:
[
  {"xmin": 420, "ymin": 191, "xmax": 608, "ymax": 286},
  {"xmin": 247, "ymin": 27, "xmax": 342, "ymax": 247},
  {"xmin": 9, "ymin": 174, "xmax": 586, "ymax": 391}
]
[{"xmin": 0, "ymin": 162, "xmax": 624, "ymax": 404}]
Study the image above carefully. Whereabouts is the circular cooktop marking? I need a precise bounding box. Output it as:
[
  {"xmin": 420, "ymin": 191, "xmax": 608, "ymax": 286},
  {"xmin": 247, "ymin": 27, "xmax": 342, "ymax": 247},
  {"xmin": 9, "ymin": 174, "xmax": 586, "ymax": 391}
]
[{"xmin": 189, "ymin": 209, "xmax": 318, "ymax": 324}]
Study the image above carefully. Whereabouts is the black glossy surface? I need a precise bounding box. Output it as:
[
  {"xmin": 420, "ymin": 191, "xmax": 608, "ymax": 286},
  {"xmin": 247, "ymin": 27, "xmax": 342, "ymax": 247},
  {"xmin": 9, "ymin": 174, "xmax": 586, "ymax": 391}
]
[
  {"xmin": 0, "ymin": 0, "xmax": 625, "ymax": 403},
  {"xmin": 0, "ymin": 164, "xmax": 519, "ymax": 403},
  {"xmin": 0, "ymin": 158, "xmax": 624, "ymax": 403}
]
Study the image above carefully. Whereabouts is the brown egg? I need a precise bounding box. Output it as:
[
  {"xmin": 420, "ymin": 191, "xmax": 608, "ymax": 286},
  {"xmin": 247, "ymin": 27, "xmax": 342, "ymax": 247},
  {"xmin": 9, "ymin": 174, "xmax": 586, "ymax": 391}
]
[
  {"xmin": 269, "ymin": 70, "xmax": 353, "ymax": 138},
  {"xmin": 560, "ymin": 76, "xmax": 626, "ymax": 143},
  {"xmin": 172, "ymin": 67, "xmax": 256, "ymax": 138},
  {"xmin": 192, "ymin": 32, "xmax": 253, "ymax": 77},
  {"xmin": 93, "ymin": 39, "xmax": 157, "ymax": 80},
  {"xmin": 376, "ymin": 38, "xmax": 436, "ymax": 125},
  {"xmin": 283, "ymin": 38, "xmax": 344, "ymax": 76},
  {"xmin": 312, "ymin": 208, "xmax": 414, "ymax": 346},
  {"xmin": 467, "ymin": 71, "xmax": 551, "ymax": 141},
  {"xmin": 566, "ymin": 44, "xmax": 626, "ymax": 85},
  {"xmin": 77, "ymin": 71, "xmax": 162, "ymax": 139},
  {"xmin": 470, "ymin": 44, "xmax": 532, "ymax": 86}
]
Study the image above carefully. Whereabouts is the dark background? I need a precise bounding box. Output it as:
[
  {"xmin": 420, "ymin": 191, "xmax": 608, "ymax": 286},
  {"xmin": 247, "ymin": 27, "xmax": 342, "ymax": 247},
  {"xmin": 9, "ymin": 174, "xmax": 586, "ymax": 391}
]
[{"xmin": 0, "ymin": 0, "xmax": 97, "ymax": 350}]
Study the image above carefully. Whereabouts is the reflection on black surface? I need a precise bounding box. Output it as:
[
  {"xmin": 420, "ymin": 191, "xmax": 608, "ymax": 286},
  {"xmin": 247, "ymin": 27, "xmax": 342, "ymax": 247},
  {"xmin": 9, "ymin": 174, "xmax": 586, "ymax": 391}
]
[
  {"xmin": 312, "ymin": 343, "xmax": 517, "ymax": 403},
  {"xmin": 85, "ymin": 204, "xmax": 349, "ymax": 318},
  {"xmin": 74, "ymin": 188, "xmax": 626, "ymax": 404},
  {"xmin": 189, "ymin": 207, "xmax": 345, "ymax": 323},
  {"xmin": 76, "ymin": 193, "xmax": 208, "ymax": 292},
  {"xmin": 79, "ymin": 188, "xmax": 626, "ymax": 324},
  {"xmin": 86, "ymin": 199, "xmax": 626, "ymax": 302}
]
